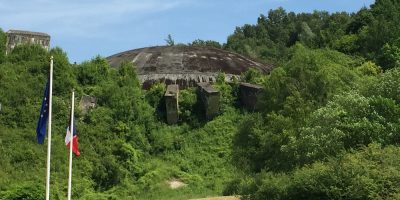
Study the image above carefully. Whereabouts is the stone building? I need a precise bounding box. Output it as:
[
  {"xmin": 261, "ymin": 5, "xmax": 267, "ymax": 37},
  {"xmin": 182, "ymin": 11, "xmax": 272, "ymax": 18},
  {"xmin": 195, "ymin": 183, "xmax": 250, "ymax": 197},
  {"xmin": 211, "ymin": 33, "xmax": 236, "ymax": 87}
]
[{"xmin": 6, "ymin": 30, "xmax": 50, "ymax": 54}]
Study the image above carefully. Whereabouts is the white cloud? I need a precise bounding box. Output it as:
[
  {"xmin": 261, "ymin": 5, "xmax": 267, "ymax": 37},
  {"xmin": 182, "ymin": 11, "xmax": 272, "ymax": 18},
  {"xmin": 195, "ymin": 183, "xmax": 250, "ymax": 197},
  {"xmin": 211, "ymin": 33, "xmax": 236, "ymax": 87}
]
[{"xmin": 0, "ymin": 0, "xmax": 192, "ymax": 37}]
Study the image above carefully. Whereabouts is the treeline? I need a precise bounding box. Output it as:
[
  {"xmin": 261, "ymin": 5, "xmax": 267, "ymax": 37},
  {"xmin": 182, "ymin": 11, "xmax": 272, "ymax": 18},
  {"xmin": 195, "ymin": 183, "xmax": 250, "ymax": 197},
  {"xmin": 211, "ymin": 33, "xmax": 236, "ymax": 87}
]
[
  {"xmin": 218, "ymin": 0, "xmax": 400, "ymax": 199},
  {"xmin": 224, "ymin": 44, "xmax": 400, "ymax": 199},
  {"xmin": 191, "ymin": 0, "xmax": 400, "ymax": 71}
]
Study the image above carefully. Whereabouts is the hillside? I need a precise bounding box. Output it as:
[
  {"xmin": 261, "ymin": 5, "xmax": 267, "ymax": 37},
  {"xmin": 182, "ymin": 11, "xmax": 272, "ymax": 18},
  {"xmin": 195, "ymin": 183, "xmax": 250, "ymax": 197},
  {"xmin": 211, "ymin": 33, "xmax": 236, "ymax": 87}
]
[
  {"xmin": 0, "ymin": 45, "xmax": 242, "ymax": 199},
  {"xmin": 1, "ymin": 0, "xmax": 400, "ymax": 199}
]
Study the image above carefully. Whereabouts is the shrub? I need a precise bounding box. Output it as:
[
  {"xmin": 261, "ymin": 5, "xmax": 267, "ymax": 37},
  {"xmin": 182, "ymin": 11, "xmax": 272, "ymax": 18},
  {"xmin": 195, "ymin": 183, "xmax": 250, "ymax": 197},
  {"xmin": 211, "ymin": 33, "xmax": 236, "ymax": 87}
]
[
  {"xmin": 0, "ymin": 184, "xmax": 45, "ymax": 200},
  {"xmin": 240, "ymin": 144, "xmax": 400, "ymax": 200}
]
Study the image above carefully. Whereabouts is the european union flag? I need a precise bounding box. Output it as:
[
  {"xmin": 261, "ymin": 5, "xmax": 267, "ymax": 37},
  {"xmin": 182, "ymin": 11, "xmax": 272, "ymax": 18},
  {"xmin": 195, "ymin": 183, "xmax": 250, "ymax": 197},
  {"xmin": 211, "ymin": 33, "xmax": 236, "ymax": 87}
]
[{"xmin": 36, "ymin": 81, "xmax": 50, "ymax": 144}]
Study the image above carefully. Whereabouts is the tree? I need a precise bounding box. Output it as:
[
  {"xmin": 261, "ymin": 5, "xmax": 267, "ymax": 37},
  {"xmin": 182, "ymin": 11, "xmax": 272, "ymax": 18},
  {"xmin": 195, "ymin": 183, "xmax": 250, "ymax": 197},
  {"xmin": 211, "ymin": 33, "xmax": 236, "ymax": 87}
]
[
  {"xmin": 145, "ymin": 82, "xmax": 166, "ymax": 120},
  {"xmin": 373, "ymin": 66, "xmax": 400, "ymax": 103},
  {"xmin": 77, "ymin": 56, "xmax": 110, "ymax": 86},
  {"xmin": 347, "ymin": 7, "xmax": 373, "ymax": 34},
  {"xmin": 284, "ymin": 92, "xmax": 400, "ymax": 165},
  {"xmin": 190, "ymin": 39, "xmax": 222, "ymax": 49},
  {"xmin": 357, "ymin": 0, "xmax": 400, "ymax": 65},
  {"xmin": 50, "ymin": 47, "xmax": 76, "ymax": 96},
  {"xmin": 7, "ymin": 43, "xmax": 48, "ymax": 63},
  {"xmin": 378, "ymin": 40, "xmax": 400, "ymax": 70},
  {"xmin": 0, "ymin": 28, "xmax": 6, "ymax": 63},
  {"xmin": 165, "ymin": 34, "xmax": 175, "ymax": 46},
  {"xmin": 261, "ymin": 44, "xmax": 359, "ymax": 114}
]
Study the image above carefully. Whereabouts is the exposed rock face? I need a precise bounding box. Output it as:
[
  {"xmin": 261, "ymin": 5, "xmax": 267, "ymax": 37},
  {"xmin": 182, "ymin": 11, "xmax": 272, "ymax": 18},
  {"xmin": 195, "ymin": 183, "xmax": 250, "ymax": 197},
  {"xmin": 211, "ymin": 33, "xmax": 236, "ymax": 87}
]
[{"xmin": 107, "ymin": 46, "xmax": 273, "ymax": 89}]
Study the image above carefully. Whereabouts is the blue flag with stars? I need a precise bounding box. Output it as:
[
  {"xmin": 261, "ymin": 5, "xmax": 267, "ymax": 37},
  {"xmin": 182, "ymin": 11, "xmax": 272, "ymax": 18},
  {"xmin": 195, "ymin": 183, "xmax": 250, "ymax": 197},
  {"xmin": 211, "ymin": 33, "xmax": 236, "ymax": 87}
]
[{"xmin": 36, "ymin": 81, "xmax": 50, "ymax": 144}]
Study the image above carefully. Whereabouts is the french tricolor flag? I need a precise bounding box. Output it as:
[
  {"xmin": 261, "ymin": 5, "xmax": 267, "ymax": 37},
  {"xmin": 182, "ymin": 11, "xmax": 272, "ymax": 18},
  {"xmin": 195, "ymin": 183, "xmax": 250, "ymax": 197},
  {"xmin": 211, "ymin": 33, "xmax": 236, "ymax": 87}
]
[{"xmin": 65, "ymin": 123, "xmax": 80, "ymax": 156}]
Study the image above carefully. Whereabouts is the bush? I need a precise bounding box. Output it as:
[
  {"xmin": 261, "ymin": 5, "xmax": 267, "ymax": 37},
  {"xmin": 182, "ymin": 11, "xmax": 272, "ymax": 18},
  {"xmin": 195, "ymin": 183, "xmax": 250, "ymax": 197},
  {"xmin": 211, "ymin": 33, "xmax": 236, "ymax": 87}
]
[
  {"xmin": 149, "ymin": 125, "xmax": 184, "ymax": 154},
  {"xmin": 0, "ymin": 184, "xmax": 45, "ymax": 200},
  {"xmin": 214, "ymin": 73, "xmax": 238, "ymax": 112},
  {"xmin": 77, "ymin": 56, "xmax": 110, "ymax": 86},
  {"xmin": 240, "ymin": 69, "xmax": 264, "ymax": 84},
  {"xmin": 240, "ymin": 144, "xmax": 400, "ymax": 200},
  {"xmin": 7, "ymin": 44, "xmax": 48, "ymax": 63},
  {"xmin": 92, "ymin": 156, "xmax": 124, "ymax": 191},
  {"xmin": 145, "ymin": 82, "xmax": 166, "ymax": 120},
  {"xmin": 373, "ymin": 67, "xmax": 400, "ymax": 103},
  {"xmin": 283, "ymin": 92, "xmax": 400, "ymax": 165},
  {"xmin": 179, "ymin": 88, "xmax": 202, "ymax": 125}
]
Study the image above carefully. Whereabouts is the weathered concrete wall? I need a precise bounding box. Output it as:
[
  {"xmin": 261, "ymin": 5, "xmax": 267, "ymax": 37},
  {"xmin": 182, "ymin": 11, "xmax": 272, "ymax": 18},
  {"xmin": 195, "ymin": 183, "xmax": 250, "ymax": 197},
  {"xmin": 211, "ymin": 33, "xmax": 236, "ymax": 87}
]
[
  {"xmin": 140, "ymin": 73, "xmax": 239, "ymax": 89},
  {"xmin": 197, "ymin": 82, "xmax": 220, "ymax": 120},
  {"xmin": 6, "ymin": 30, "xmax": 50, "ymax": 54},
  {"xmin": 107, "ymin": 46, "xmax": 273, "ymax": 89},
  {"xmin": 165, "ymin": 84, "xmax": 179, "ymax": 124},
  {"xmin": 79, "ymin": 95, "xmax": 97, "ymax": 114},
  {"xmin": 239, "ymin": 82, "xmax": 264, "ymax": 111}
]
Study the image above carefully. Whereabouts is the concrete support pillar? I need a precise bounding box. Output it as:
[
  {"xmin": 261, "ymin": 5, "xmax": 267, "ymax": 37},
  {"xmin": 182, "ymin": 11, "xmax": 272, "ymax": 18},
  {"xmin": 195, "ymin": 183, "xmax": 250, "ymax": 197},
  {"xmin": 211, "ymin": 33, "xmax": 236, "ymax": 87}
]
[
  {"xmin": 239, "ymin": 82, "xmax": 264, "ymax": 111},
  {"xmin": 197, "ymin": 82, "xmax": 220, "ymax": 120},
  {"xmin": 165, "ymin": 84, "xmax": 179, "ymax": 124}
]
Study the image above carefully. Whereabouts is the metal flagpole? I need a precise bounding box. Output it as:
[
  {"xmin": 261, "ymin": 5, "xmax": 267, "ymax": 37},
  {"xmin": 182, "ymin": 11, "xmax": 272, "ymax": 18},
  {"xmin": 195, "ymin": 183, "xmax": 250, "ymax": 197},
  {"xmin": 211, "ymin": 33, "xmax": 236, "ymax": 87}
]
[
  {"xmin": 45, "ymin": 56, "xmax": 53, "ymax": 200},
  {"xmin": 67, "ymin": 89, "xmax": 75, "ymax": 200}
]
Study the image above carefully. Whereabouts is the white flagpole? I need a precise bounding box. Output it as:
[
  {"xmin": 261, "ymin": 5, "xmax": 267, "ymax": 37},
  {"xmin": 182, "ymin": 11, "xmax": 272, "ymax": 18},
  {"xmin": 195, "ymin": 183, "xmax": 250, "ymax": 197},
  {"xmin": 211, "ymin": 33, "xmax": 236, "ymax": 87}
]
[
  {"xmin": 45, "ymin": 56, "xmax": 53, "ymax": 200},
  {"xmin": 67, "ymin": 89, "xmax": 75, "ymax": 200}
]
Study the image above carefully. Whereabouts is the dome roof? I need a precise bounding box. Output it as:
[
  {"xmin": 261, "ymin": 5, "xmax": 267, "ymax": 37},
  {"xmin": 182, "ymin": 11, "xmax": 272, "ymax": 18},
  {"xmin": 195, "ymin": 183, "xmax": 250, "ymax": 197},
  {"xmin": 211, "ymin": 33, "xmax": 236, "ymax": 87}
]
[{"xmin": 107, "ymin": 45, "xmax": 273, "ymax": 88}]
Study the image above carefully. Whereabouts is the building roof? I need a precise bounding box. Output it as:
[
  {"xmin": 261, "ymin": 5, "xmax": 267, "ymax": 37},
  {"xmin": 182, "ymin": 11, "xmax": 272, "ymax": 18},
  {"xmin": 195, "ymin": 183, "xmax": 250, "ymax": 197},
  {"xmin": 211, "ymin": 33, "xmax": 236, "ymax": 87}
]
[
  {"xmin": 7, "ymin": 30, "xmax": 50, "ymax": 37},
  {"xmin": 107, "ymin": 45, "xmax": 274, "ymax": 89},
  {"xmin": 107, "ymin": 45, "xmax": 273, "ymax": 75}
]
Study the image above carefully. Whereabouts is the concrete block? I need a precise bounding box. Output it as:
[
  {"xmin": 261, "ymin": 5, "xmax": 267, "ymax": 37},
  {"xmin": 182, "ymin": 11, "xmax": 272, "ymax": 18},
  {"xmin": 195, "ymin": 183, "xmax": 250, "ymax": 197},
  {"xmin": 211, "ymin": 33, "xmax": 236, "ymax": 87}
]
[
  {"xmin": 165, "ymin": 84, "xmax": 179, "ymax": 124},
  {"xmin": 197, "ymin": 82, "xmax": 220, "ymax": 120},
  {"xmin": 239, "ymin": 82, "xmax": 263, "ymax": 111}
]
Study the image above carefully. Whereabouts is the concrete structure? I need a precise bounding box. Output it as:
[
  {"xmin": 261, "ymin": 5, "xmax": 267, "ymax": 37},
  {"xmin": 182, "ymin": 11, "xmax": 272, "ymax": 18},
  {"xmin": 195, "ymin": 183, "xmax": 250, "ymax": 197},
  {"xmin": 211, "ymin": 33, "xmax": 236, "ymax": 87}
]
[
  {"xmin": 6, "ymin": 30, "xmax": 50, "ymax": 54},
  {"xmin": 107, "ymin": 46, "xmax": 273, "ymax": 89},
  {"xmin": 79, "ymin": 95, "xmax": 97, "ymax": 114},
  {"xmin": 197, "ymin": 82, "xmax": 220, "ymax": 120},
  {"xmin": 239, "ymin": 82, "xmax": 264, "ymax": 111},
  {"xmin": 165, "ymin": 84, "xmax": 179, "ymax": 124}
]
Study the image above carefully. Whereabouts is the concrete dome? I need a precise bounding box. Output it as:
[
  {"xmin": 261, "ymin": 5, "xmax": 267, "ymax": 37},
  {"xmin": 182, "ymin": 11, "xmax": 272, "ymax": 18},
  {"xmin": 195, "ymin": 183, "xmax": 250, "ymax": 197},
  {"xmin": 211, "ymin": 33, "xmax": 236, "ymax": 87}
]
[{"xmin": 107, "ymin": 45, "xmax": 273, "ymax": 88}]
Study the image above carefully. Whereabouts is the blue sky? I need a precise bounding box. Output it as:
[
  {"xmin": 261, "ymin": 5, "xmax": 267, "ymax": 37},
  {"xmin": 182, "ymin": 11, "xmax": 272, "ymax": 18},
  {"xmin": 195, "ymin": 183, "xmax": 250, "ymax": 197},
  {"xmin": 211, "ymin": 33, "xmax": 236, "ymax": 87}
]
[{"xmin": 0, "ymin": 0, "xmax": 374, "ymax": 63}]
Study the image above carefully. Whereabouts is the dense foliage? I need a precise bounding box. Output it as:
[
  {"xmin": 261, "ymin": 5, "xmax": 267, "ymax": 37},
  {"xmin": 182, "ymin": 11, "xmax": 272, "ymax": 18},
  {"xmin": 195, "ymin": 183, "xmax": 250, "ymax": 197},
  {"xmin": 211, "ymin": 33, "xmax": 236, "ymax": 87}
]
[
  {"xmin": 0, "ymin": 44, "xmax": 241, "ymax": 199},
  {"xmin": 224, "ymin": 0, "xmax": 400, "ymax": 70},
  {"xmin": 0, "ymin": 28, "xmax": 6, "ymax": 63},
  {"xmin": 222, "ymin": 1, "xmax": 400, "ymax": 199},
  {"xmin": 1, "ymin": 0, "xmax": 400, "ymax": 199}
]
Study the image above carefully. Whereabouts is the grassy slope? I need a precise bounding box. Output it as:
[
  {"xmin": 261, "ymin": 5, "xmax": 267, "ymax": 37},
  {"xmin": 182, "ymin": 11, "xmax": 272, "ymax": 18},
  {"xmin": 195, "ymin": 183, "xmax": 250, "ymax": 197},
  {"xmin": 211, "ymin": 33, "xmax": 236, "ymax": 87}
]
[{"xmin": 0, "ymin": 109, "xmax": 242, "ymax": 199}]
